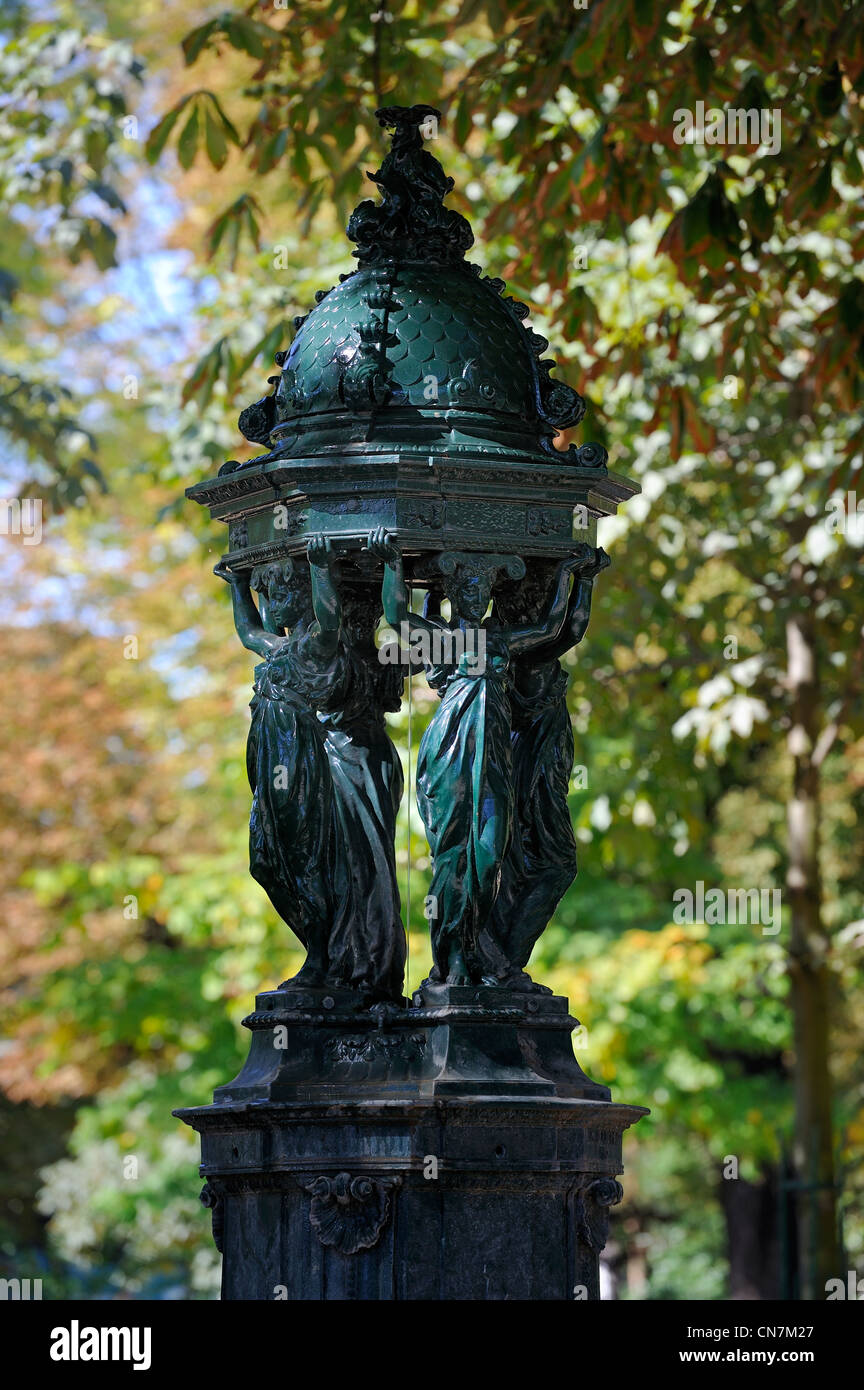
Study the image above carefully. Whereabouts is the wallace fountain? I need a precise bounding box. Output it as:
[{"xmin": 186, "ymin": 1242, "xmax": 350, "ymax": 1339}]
[{"xmin": 176, "ymin": 104, "xmax": 647, "ymax": 1301}]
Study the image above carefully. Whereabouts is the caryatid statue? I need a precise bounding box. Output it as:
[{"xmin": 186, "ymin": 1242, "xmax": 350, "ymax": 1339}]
[
  {"xmin": 368, "ymin": 526, "xmax": 599, "ymax": 990},
  {"xmin": 489, "ymin": 547, "xmax": 611, "ymax": 972},
  {"xmin": 216, "ymin": 537, "xmax": 407, "ymax": 1004}
]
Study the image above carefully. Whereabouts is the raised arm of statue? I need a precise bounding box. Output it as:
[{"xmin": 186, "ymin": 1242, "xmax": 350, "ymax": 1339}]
[
  {"xmin": 531, "ymin": 546, "xmax": 611, "ymax": 662},
  {"xmin": 506, "ymin": 545, "xmax": 594, "ymax": 656},
  {"xmin": 566, "ymin": 547, "xmax": 610, "ymax": 643},
  {"xmin": 367, "ymin": 527, "xmax": 445, "ymax": 642},
  {"xmin": 307, "ymin": 534, "xmax": 341, "ymax": 659},
  {"xmin": 214, "ymin": 561, "xmax": 286, "ymax": 658}
]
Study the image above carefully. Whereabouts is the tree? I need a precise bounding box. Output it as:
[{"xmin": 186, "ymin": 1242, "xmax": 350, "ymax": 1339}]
[{"xmin": 0, "ymin": 7, "xmax": 143, "ymax": 506}]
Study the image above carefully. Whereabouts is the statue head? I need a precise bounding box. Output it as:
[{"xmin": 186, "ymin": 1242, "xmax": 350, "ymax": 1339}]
[
  {"xmin": 437, "ymin": 552, "xmax": 525, "ymax": 625},
  {"xmin": 250, "ymin": 557, "xmax": 312, "ymax": 630},
  {"xmin": 341, "ymin": 586, "xmax": 383, "ymax": 649}
]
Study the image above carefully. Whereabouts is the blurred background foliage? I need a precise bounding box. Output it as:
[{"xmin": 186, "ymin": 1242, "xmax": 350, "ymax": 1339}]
[{"xmin": 0, "ymin": 0, "xmax": 862, "ymax": 1300}]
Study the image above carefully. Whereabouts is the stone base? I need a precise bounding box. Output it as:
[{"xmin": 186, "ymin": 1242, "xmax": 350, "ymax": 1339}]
[
  {"xmin": 209, "ymin": 982, "xmax": 610, "ymax": 1103},
  {"xmin": 178, "ymin": 1095, "xmax": 645, "ymax": 1301},
  {"xmin": 175, "ymin": 983, "xmax": 647, "ymax": 1300}
]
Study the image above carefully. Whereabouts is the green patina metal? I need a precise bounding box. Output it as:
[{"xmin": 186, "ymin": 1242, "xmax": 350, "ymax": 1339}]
[
  {"xmin": 273, "ymin": 263, "xmax": 546, "ymax": 448},
  {"xmin": 187, "ymin": 106, "xmax": 636, "ymax": 578},
  {"xmin": 188, "ymin": 102, "xmax": 639, "ymax": 997},
  {"xmin": 179, "ymin": 108, "xmax": 647, "ymax": 1302}
]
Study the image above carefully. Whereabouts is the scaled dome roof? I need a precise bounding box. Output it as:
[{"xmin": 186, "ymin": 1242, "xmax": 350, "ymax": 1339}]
[
  {"xmin": 234, "ymin": 104, "xmax": 589, "ymax": 468},
  {"xmin": 277, "ymin": 263, "xmax": 538, "ymax": 423}
]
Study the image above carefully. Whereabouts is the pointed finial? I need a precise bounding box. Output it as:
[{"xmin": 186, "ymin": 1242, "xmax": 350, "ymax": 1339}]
[{"xmin": 347, "ymin": 103, "xmax": 473, "ymax": 267}]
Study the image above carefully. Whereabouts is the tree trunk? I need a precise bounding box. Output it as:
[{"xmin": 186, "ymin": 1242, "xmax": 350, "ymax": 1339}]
[
  {"xmin": 719, "ymin": 1165, "xmax": 781, "ymax": 1299},
  {"xmin": 785, "ymin": 599, "xmax": 840, "ymax": 1299}
]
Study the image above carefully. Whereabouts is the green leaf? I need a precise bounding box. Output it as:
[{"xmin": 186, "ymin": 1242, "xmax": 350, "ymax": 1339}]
[
  {"xmin": 79, "ymin": 457, "xmax": 107, "ymax": 490},
  {"xmin": 300, "ymin": 185, "xmax": 323, "ymax": 236},
  {"xmin": 206, "ymin": 195, "xmax": 263, "ymax": 265},
  {"xmin": 242, "ymin": 198, "xmax": 261, "ymax": 255},
  {"xmin": 836, "ymin": 280, "xmax": 864, "ymax": 335},
  {"xmin": 745, "ymin": 186, "xmax": 773, "ymax": 243},
  {"xmin": 791, "ymin": 249, "xmax": 819, "ymax": 290},
  {"xmin": 682, "ymin": 194, "xmax": 710, "ymax": 252},
  {"xmin": 738, "ymin": 73, "xmax": 767, "ymax": 111},
  {"xmin": 810, "ymin": 160, "xmax": 833, "ymax": 210},
  {"xmin": 177, "ymin": 104, "xmax": 200, "ymax": 171},
  {"xmin": 333, "ymin": 119, "xmax": 355, "ymax": 155},
  {"xmin": 454, "ymin": 93, "xmax": 472, "ymax": 147},
  {"xmin": 0, "ymin": 269, "xmax": 18, "ymax": 308},
  {"xmin": 816, "ymin": 62, "xmax": 843, "ymax": 118},
  {"xmin": 85, "ymin": 127, "xmax": 108, "ymax": 174},
  {"xmin": 291, "ymin": 141, "xmax": 310, "ymax": 182},
  {"xmin": 226, "ymin": 214, "xmax": 241, "ymax": 269},
  {"xmin": 843, "ymin": 140, "xmax": 862, "ymax": 183},
  {"xmin": 204, "ymin": 109, "xmax": 228, "ymax": 170},
  {"xmin": 207, "ymin": 207, "xmax": 231, "ymax": 258},
  {"xmin": 206, "ymin": 94, "xmax": 241, "ymax": 147},
  {"xmin": 145, "ymin": 95, "xmax": 193, "ymax": 164},
  {"xmin": 691, "ymin": 38, "xmax": 714, "ymax": 93},
  {"xmin": 78, "ymin": 218, "xmax": 118, "ymax": 271},
  {"xmin": 181, "ymin": 337, "xmax": 226, "ymax": 408},
  {"xmin": 571, "ymin": 34, "xmax": 605, "ymax": 78},
  {"xmin": 225, "ymin": 16, "xmax": 270, "ymax": 59},
  {"xmin": 237, "ymin": 321, "xmax": 291, "ymax": 379},
  {"xmin": 181, "ymin": 19, "xmax": 219, "ymax": 67},
  {"xmin": 257, "ymin": 128, "xmax": 288, "ymax": 174},
  {"xmin": 87, "ymin": 180, "xmax": 126, "ymax": 213}
]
